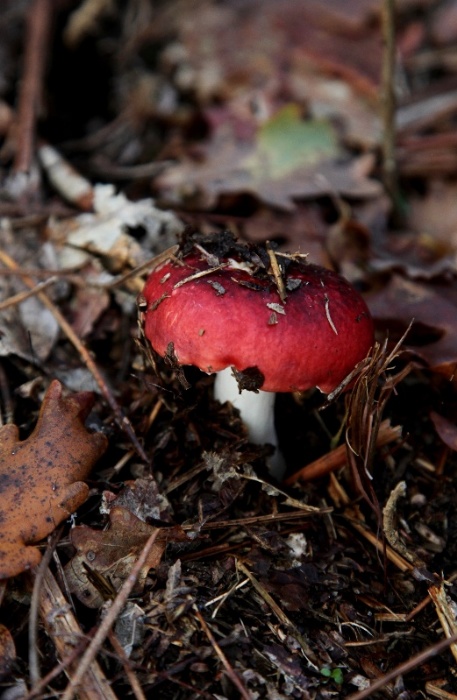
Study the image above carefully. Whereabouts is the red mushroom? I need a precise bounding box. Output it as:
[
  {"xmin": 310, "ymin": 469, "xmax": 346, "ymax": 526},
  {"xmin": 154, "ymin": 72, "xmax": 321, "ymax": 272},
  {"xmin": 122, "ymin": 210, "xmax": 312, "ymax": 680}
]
[{"xmin": 140, "ymin": 232, "xmax": 374, "ymax": 478}]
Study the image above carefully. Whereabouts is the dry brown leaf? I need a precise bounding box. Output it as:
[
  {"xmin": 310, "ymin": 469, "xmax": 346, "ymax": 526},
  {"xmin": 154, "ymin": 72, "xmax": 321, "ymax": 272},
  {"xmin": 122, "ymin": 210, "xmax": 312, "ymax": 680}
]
[
  {"xmin": 65, "ymin": 505, "xmax": 186, "ymax": 608},
  {"xmin": 368, "ymin": 274, "xmax": 457, "ymax": 379},
  {"xmin": 430, "ymin": 411, "xmax": 457, "ymax": 451},
  {"xmin": 0, "ymin": 380, "xmax": 107, "ymax": 580}
]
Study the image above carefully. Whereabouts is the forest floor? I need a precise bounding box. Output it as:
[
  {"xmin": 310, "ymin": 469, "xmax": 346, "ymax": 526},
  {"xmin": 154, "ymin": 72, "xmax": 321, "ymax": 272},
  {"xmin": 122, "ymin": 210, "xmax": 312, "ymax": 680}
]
[{"xmin": 2, "ymin": 1, "xmax": 457, "ymax": 698}]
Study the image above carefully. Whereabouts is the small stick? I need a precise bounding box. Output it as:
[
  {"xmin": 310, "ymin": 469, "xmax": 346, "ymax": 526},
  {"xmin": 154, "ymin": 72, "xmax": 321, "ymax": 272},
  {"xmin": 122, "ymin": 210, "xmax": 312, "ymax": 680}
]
[
  {"xmin": 346, "ymin": 632, "xmax": 457, "ymax": 700},
  {"xmin": 29, "ymin": 529, "xmax": 62, "ymax": 684},
  {"xmin": 108, "ymin": 631, "xmax": 147, "ymax": 700},
  {"xmin": 347, "ymin": 517, "xmax": 413, "ymax": 572},
  {"xmin": 38, "ymin": 569, "xmax": 118, "ymax": 700},
  {"xmin": 0, "ymin": 275, "xmax": 56, "ymax": 311},
  {"xmin": 428, "ymin": 583, "xmax": 457, "ymax": 664},
  {"xmin": 14, "ymin": 0, "xmax": 52, "ymax": 174},
  {"xmin": 285, "ymin": 420, "xmax": 401, "ymax": 484},
  {"xmin": 60, "ymin": 529, "xmax": 160, "ymax": 700},
  {"xmin": 193, "ymin": 605, "xmax": 251, "ymax": 700},
  {"xmin": 381, "ymin": 0, "xmax": 399, "ymax": 207}
]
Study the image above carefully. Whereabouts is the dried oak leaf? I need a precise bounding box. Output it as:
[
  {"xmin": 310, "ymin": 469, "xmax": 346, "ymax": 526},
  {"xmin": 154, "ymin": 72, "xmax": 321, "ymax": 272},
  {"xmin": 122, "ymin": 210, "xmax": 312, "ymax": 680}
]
[
  {"xmin": 0, "ymin": 380, "xmax": 107, "ymax": 580},
  {"xmin": 64, "ymin": 505, "xmax": 187, "ymax": 608}
]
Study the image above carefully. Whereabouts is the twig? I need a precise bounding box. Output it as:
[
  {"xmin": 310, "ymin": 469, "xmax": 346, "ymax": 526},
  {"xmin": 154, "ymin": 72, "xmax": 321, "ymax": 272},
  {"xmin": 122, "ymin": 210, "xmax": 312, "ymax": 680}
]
[
  {"xmin": 428, "ymin": 584, "xmax": 457, "ymax": 664},
  {"xmin": 29, "ymin": 529, "xmax": 62, "ymax": 685},
  {"xmin": 236, "ymin": 559, "xmax": 318, "ymax": 666},
  {"xmin": 108, "ymin": 631, "xmax": 147, "ymax": 700},
  {"xmin": 14, "ymin": 0, "xmax": 52, "ymax": 175},
  {"xmin": 347, "ymin": 632, "xmax": 457, "ymax": 700},
  {"xmin": 0, "ymin": 275, "xmax": 57, "ymax": 311},
  {"xmin": 381, "ymin": 0, "xmax": 399, "ymax": 207},
  {"xmin": 193, "ymin": 605, "xmax": 251, "ymax": 700},
  {"xmin": 37, "ymin": 569, "xmax": 118, "ymax": 700},
  {"xmin": 348, "ymin": 517, "xmax": 413, "ymax": 573},
  {"xmin": 0, "ymin": 249, "xmax": 148, "ymax": 463},
  {"xmin": 60, "ymin": 528, "xmax": 160, "ymax": 700},
  {"xmin": 285, "ymin": 420, "xmax": 401, "ymax": 485},
  {"xmin": 425, "ymin": 681, "xmax": 457, "ymax": 699}
]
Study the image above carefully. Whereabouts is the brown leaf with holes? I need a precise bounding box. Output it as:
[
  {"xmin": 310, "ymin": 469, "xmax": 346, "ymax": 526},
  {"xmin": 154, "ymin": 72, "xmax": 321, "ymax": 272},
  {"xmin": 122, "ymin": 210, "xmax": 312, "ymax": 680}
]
[
  {"xmin": 0, "ymin": 380, "xmax": 107, "ymax": 580},
  {"xmin": 64, "ymin": 505, "xmax": 187, "ymax": 608}
]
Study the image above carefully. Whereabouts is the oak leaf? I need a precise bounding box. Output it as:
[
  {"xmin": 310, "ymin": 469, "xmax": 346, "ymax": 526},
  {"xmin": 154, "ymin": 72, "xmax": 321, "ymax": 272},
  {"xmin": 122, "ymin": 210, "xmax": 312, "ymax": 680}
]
[
  {"xmin": 64, "ymin": 505, "xmax": 186, "ymax": 608},
  {"xmin": 0, "ymin": 380, "xmax": 107, "ymax": 580}
]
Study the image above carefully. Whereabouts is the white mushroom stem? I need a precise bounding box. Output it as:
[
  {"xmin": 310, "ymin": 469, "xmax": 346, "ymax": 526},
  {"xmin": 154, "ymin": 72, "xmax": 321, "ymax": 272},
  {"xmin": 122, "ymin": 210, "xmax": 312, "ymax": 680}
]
[{"xmin": 213, "ymin": 366, "xmax": 286, "ymax": 480}]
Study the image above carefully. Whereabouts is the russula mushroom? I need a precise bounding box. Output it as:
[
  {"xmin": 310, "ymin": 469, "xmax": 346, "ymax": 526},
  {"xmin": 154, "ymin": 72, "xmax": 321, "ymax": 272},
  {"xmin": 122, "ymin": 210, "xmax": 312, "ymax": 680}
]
[{"xmin": 140, "ymin": 231, "xmax": 374, "ymax": 479}]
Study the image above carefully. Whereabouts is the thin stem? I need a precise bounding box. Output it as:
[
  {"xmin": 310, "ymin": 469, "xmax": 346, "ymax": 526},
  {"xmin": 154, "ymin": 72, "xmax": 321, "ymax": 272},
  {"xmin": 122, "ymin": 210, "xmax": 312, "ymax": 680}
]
[{"xmin": 214, "ymin": 367, "xmax": 285, "ymax": 479}]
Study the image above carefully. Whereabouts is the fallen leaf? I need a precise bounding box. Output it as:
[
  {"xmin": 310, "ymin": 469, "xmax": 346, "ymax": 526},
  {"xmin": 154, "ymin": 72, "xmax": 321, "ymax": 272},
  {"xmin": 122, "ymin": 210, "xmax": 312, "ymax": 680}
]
[
  {"xmin": 0, "ymin": 228, "xmax": 60, "ymax": 362},
  {"xmin": 156, "ymin": 104, "xmax": 382, "ymax": 210},
  {"xmin": 49, "ymin": 183, "xmax": 183, "ymax": 274},
  {"xmin": 64, "ymin": 505, "xmax": 186, "ymax": 608},
  {"xmin": 0, "ymin": 380, "xmax": 107, "ymax": 580},
  {"xmin": 368, "ymin": 274, "xmax": 457, "ymax": 379},
  {"xmin": 430, "ymin": 411, "xmax": 457, "ymax": 451},
  {"xmin": 107, "ymin": 477, "xmax": 174, "ymax": 523}
]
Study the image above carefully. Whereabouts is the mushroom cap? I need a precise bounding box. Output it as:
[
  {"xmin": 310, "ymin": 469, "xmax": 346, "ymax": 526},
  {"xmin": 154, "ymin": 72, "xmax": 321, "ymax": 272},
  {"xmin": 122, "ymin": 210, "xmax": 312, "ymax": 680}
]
[{"xmin": 141, "ymin": 248, "xmax": 374, "ymax": 393}]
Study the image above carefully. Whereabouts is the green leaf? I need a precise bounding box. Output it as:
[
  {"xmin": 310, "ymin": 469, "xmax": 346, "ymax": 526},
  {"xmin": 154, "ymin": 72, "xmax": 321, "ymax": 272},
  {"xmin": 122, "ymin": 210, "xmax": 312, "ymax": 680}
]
[
  {"xmin": 321, "ymin": 666, "xmax": 344, "ymax": 685},
  {"xmin": 243, "ymin": 104, "xmax": 339, "ymax": 180}
]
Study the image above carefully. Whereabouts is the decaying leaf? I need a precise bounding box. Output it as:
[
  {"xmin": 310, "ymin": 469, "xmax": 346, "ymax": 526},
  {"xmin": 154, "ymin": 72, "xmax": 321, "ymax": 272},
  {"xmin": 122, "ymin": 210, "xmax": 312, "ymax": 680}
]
[
  {"xmin": 49, "ymin": 183, "xmax": 183, "ymax": 273},
  {"xmin": 430, "ymin": 411, "xmax": 457, "ymax": 452},
  {"xmin": 0, "ymin": 380, "xmax": 107, "ymax": 580},
  {"xmin": 368, "ymin": 274, "xmax": 457, "ymax": 379},
  {"xmin": 65, "ymin": 505, "xmax": 186, "ymax": 608},
  {"xmin": 156, "ymin": 104, "xmax": 381, "ymax": 210}
]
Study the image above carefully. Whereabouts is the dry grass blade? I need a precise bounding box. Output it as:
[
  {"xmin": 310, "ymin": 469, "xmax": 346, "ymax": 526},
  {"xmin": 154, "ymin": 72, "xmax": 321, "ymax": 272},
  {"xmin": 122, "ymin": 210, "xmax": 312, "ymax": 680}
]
[{"xmin": 29, "ymin": 529, "xmax": 62, "ymax": 685}]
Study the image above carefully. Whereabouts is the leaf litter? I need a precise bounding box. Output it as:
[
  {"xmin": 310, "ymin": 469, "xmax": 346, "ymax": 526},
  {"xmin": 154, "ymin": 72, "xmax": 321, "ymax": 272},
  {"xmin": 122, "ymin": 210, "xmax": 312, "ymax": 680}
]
[{"xmin": 1, "ymin": 1, "xmax": 457, "ymax": 699}]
